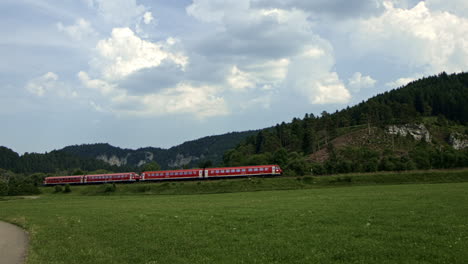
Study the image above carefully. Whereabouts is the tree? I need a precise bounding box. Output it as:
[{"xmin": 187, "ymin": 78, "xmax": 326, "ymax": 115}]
[
  {"xmin": 142, "ymin": 161, "xmax": 161, "ymax": 171},
  {"xmin": 198, "ymin": 160, "xmax": 213, "ymax": 169}
]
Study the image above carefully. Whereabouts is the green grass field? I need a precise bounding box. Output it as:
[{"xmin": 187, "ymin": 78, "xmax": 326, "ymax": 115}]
[{"xmin": 1, "ymin": 181, "xmax": 468, "ymax": 263}]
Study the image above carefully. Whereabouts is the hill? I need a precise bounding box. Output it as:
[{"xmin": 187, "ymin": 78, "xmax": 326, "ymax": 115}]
[
  {"xmin": 60, "ymin": 130, "xmax": 258, "ymax": 169},
  {"xmin": 223, "ymin": 72, "xmax": 468, "ymax": 175},
  {"xmin": 0, "ymin": 130, "xmax": 259, "ymax": 175}
]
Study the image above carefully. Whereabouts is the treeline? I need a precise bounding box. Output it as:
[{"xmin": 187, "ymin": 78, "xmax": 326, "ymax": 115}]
[
  {"xmin": 0, "ymin": 169, "xmax": 41, "ymax": 196},
  {"xmin": 60, "ymin": 131, "xmax": 258, "ymax": 169},
  {"xmin": 0, "ymin": 146, "xmax": 129, "ymax": 175},
  {"xmin": 223, "ymin": 72, "xmax": 468, "ymax": 175}
]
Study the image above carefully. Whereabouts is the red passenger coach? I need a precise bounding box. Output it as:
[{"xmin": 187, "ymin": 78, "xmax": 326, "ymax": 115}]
[
  {"xmin": 141, "ymin": 169, "xmax": 202, "ymax": 181},
  {"xmin": 84, "ymin": 172, "xmax": 138, "ymax": 184},
  {"xmin": 206, "ymin": 165, "xmax": 282, "ymax": 178},
  {"xmin": 43, "ymin": 175, "xmax": 84, "ymax": 185}
]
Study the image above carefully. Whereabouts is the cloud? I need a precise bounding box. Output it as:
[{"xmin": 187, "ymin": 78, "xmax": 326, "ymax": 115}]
[
  {"xmin": 86, "ymin": 0, "xmax": 147, "ymax": 26},
  {"xmin": 425, "ymin": 0, "xmax": 468, "ymax": 18},
  {"xmin": 91, "ymin": 27, "xmax": 188, "ymax": 81},
  {"xmin": 143, "ymin": 12, "xmax": 154, "ymax": 24},
  {"xmin": 385, "ymin": 75, "xmax": 419, "ymax": 88},
  {"xmin": 348, "ymin": 72, "xmax": 376, "ymax": 92},
  {"xmin": 187, "ymin": 0, "xmax": 351, "ymax": 105},
  {"xmin": 136, "ymin": 83, "xmax": 229, "ymax": 118},
  {"xmin": 78, "ymin": 71, "xmax": 120, "ymax": 95},
  {"xmin": 78, "ymin": 72, "xmax": 228, "ymax": 118},
  {"xmin": 227, "ymin": 58, "xmax": 289, "ymax": 92},
  {"xmin": 312, "ymin": 74, "xmax": 350, "ymax": 104},
  {"xmin": 26, "ymin": 72, "xmax": 77, "ymax": 98},
  {"xmin": 57, "ymin": 18, "xmax": 97, "ymax": 41},
  {"xmin": 227, "ymin": 66, "xmax": 256, "ymax": 92},
  {"xmin": 252, "ymin": 0, "xmax": 384, "ymax": 19},
  {"xmin": 353, "ymin": 1, "xmax": 468, "ymax": 74}
]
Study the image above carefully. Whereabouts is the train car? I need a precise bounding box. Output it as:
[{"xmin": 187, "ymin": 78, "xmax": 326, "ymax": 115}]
[
  {"xmin": 141, "ymin": 169, "xmax": 202, "ymax": 181},
  {"xmin": 206, "ymin": 165, "xmax": 282, "ymax": 178},
  {"xmin": 84, "ymin": 172, "xmax": 138, "ymax": 184},
  {"xmin": 43, "ymin": 175, "xmax": 84, "ymax": 185}
]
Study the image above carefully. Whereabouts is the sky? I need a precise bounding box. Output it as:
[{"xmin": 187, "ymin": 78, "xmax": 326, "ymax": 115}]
[{"xmin": 1, "ymin": 0, "xmax": 467, "ymax": 154}]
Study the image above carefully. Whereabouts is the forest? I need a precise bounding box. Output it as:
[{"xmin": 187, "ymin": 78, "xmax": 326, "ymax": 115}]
[{"xmin": 223, "ymin": 72, "xmax": 468, "ymax": 175}]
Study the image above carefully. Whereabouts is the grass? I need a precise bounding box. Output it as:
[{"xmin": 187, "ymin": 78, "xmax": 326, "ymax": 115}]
[{"xmin": 1, "ymin": 181, "xmax": 467, "ymax": 263}]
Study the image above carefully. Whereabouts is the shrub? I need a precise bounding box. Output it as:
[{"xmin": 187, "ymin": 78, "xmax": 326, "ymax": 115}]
[
  {"xmin": 302, "ymin": 176, "xmax": 314, "ymax": 184},
  {"xmin": 0, "ymin": 181, "xmax": 8, "ymax": 196},
  {"xmin": 136, "ymin": 185, "xmax": 151, "ymax": 192},
  {"xmin": 54, "ymin": 185, "xmax": 63, "ymax": 193},
  {"xmin": 63, "ymin": 184, "xmax": 71, "ymax": 193},
  {"xmin": 103, "ymin": 184, "xmax": 116, "ymax": 193}
]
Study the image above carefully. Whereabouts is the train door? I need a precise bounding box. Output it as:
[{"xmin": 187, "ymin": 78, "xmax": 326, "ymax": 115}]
[{"xmin": 199, "ymin": 170, "xmax": 203, "ymax": 178}]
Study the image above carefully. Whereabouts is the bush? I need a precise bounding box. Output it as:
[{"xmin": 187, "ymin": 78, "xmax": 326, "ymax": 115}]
[
  {"xmin": 54, "ymin": 185, "xmax": 63, "ymax": 193},
  {"xmin": 302, "ymin": 176, "xmax": 314, "ymax": 184},
  {"xmin": 63, "ymin": 184, "xmax": 71, "ymax": 193},
  {"xmin": 103, "ymin": 183, "xmax": 116, "ymax": 193},
  {"xmin": 136, "ymin": 185, "xmax": 151, "ymax": 192},
  {"xmin": 0, "ymin": 181, "xmax": 8, "ymax": 196}
]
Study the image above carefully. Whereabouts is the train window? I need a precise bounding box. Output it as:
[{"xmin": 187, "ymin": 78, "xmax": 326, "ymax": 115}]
[
  {"xmin": 248, "ymin": 168, "xmax": 252, "ymax": 172},
  {"xmin": 260, "ymin": 168, "xmax": 264, "ymax": 171},
  {"xmin": 254, "ymin": 168, "xmax": 258, "ymax": 172},
  {"xmin": 221, "ymin": 170, "xmax": 225, "ymax": 173},
  {"xmin": 242, "ymin": 169, "xmax": 246, "ymax": 172},
  {"xmin": 236, "ymin": 169, "xmax": 240, "ymax": 172},
  {"xmin": 216, "ymin": 170, "xmax": 219, "ymax": 173}
]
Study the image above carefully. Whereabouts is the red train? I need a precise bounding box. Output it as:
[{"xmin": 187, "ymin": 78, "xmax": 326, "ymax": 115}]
[{"xmin": 43, "ymin": 165, "xmax": 283, "ymax": 186}]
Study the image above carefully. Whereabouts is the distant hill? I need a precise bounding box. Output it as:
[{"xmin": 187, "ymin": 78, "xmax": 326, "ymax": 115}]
[
  {"xmin": 223, "ymin": 72, "xmax": 468, "ymax": 175},
  {"xmin": 0, "ymin": 130, "xmax": 258, "ymax": 174},
  {"xmin": 0, "ymin": 146, "xmax": 124, "ymax": 175},
  {"xmin": 59, "ymin": 130, "xmax": 259, "ymax": 169}
]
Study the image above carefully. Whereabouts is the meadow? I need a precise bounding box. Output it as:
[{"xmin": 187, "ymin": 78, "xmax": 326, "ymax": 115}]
[{"xmin": 1, "ymin": 181, "xmax": 467, "ymax": 263}]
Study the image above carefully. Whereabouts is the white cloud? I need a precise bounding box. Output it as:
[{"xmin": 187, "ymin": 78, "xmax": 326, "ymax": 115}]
[
  {"xmin": 425, "ymin": 0, "xmax": 468, "ymax": 18},
  {"xmin": 26, "ymin": 72, "xmax": 77, "ymax": 98},
  {"xmin": 299, "ymin": 72, "xmax": 351, "ymax": 104},
  {"xmin": 186, "ymin": 0, "xmax": 250, "ymax": 23},
  {"xmin": 227, "ymin": 66, "xmax": 256, "ymax": 91},
  {"xmin": 143, "ymin": 12, "xmax": 154, "ymax": 24},
  {"xmin": 79, "ymin": 72, "xmax": 228, "ymax": 118},
  {"xmin": 187, "ymin": 0, "xmax": 351, "ymax": 106},
  {"xmin": 57, "ymin": 18, "xmax": 97, "ymax": 41},
  {"xmin": 227, "ymin": 58, "xmax": 290, "ymax": 92},
  {"xmin": 354, "ymin": 1, "xmax": 468, "ymax": 74},
  {"xmin": 137, "ymin": 83, "xmax": 229, "ymax": 118},
  {"xmin": 78, "ymin": 71, "xmax": 120, "ymax": 95},
  {"xmin": 92, "ymin": 27, "xmax": 188, "ymax": 81},
  {"xmin": 348, "ymin": 72, "xmax": 376, "ymax": 92},
  {"xmin": 385, "ymin": 76, "xmax": 419, "ymax": 88},
  {"xmin": 87, "ymin": 0, "xmax": 147, "ymax": 26}
]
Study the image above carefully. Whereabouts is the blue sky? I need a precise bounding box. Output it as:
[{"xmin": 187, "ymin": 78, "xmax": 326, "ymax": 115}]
[{"xmin": 1, "ymin": 0, "xmax": 467, "ymax": 154}]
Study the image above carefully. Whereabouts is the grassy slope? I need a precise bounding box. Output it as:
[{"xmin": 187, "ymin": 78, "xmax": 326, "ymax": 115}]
[{"xmin": 1, "ymin": 182, "xmax": 468, "ymax": 263}]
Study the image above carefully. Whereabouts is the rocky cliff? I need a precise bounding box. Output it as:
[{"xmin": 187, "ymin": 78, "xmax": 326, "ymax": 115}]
[{"xmin": 387, "ymin": 124, "xmax": 432, "ymax": 142}]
